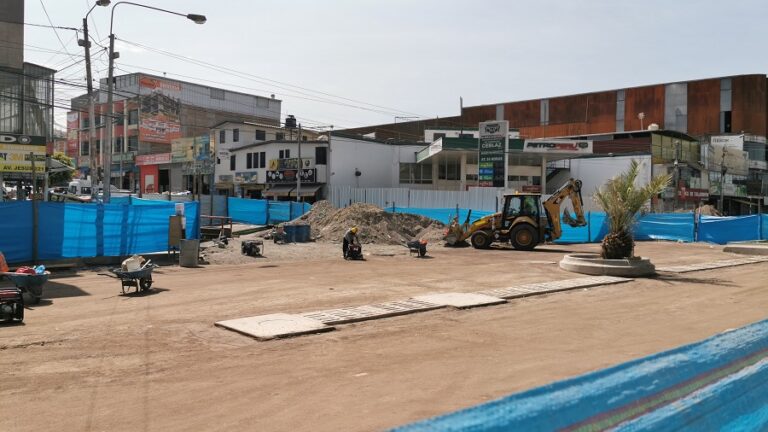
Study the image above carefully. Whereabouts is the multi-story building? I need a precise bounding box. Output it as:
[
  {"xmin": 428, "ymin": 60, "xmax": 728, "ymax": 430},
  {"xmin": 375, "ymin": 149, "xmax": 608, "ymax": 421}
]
[
  {"xmin": 0, "ymin": 0, "xmax": 55, "ymax": 194},
  {"xmin": 67, "ymin": 73, "xmax": 281, "ymax": 192}
]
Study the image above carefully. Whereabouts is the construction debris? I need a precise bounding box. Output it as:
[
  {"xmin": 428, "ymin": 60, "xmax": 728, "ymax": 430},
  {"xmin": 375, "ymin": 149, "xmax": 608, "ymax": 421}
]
[{"xmin": 287, "ymin": 201, "xmax": 445, "ymax": 245}]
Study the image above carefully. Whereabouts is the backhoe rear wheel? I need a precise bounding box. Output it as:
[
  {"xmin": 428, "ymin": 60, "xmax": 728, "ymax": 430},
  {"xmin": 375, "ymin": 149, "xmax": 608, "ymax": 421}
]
[
  {"xmin": 470, "ymin": 231, "xmax": 492, "ymax": 249},
  {"xmin": 510, "ymin": 224, "xmax": 538, "ymax": 251}
]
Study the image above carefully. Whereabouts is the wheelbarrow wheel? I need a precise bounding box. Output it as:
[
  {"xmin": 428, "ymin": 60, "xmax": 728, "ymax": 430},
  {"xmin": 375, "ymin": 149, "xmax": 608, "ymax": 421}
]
[{"xmin": 139, "ymin": 278, "xmax": 153, "ymax": 291}]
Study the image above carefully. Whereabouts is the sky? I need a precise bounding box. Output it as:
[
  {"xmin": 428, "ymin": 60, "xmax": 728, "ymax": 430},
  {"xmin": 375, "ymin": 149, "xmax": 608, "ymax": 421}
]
[{"xmin": 20, "ymin": 0, "xmax": 768, "ymax": 132}]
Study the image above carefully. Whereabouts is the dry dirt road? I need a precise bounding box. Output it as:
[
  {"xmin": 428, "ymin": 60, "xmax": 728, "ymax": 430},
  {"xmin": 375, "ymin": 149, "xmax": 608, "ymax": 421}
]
[{"xmin": 1, "ymin": 242, "xmax": 767, "ymax": 432}]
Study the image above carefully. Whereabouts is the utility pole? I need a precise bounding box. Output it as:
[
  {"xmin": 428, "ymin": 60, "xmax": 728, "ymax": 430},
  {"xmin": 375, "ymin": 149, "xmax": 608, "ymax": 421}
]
[
  {"xmin": 719, "ymin": 146, "xmax": 728, "ymax": 215},
  {"xmin": 79, "ymin": 17, "xmax": 98, "ymax": 198},
  {"xmin": 673, "ymin": 141, "xmax": 680, "ymax": 211}
]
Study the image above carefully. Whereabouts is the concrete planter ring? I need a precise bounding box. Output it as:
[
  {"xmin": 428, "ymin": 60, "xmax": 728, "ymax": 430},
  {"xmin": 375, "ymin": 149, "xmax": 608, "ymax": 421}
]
[{"xmin": 559, "ymin": 253, "xmax": 656, "ymax": 277}]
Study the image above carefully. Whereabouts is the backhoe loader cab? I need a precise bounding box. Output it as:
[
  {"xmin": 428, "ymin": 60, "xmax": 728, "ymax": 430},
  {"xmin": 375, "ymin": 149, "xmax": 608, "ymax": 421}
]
[{"xmin": 446, "ymin": 178, "xmax": 587, "ymax": 251}]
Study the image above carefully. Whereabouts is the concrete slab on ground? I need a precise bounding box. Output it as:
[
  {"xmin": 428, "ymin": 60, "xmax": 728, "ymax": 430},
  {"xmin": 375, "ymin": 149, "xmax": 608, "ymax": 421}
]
[
  {"xmin": 215, "ymin": 313, "xmax": 333, "ymax": 340},
  {"xmin": 477, "ymin": 276, "xmax": 632, "ymax": 299},
  {"xmin": 657, "ymin": 257, "xmax": 768, "ymax": 273},
  {"xmin": 412, "ymin": 293, "xmax": 506, "ymax": 309},
  {"xmin": 723, "ymin": 244, "xmax": 768, "ymax": 256},
  {"xmin": 302, "ymin": 299, "xmax": 443, "ymax": 325}
]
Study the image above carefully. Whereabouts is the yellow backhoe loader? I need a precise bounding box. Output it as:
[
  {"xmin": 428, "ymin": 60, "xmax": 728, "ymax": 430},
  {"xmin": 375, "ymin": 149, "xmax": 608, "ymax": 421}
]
[{"xmin": 444, "ymin": 178, "xmax": 587, "ymax": 250}]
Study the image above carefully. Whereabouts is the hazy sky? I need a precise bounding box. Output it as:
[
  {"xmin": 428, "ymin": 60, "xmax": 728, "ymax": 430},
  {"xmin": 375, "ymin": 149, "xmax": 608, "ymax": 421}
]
[{"xmin": 21, "ymin": 0, "xmax": 768, "ymax": 132}]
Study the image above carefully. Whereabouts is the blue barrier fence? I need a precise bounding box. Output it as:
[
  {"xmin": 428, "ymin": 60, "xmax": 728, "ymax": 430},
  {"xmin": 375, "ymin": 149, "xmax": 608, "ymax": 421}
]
[
  {"xmin": 0, "ymin": 200, "xmax": 199, "ymax": 264},
  {"xmin": 227, "ymin": 198, "xmax": 311, "ymax": 225},
  {"xmin": 392, "ymin": 318, "xmax": 768, "ymax": 431},
  {"xmin": 389, "ymin": 207, "xmax": 766, "ymax": 245}
]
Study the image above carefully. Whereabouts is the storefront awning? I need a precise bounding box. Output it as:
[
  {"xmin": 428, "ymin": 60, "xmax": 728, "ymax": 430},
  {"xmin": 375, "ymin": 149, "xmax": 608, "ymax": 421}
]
[
  {"xmin": 295, "ymin": 184, "xmax": 322, "ymax": 197},
  {"xmin": 264, "ymin": 184, "xmax": 295, "ymax": 197}
]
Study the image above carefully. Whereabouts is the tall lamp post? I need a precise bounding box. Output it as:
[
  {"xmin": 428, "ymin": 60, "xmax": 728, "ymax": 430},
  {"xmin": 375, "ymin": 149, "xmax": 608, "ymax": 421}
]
[
  {"xmin": 78, "ymin": 0, "xmax": 110, "ymax": 198},
  {"xmin": 104, "ymin": 2, "xmax": 206, "ymax": 202}
]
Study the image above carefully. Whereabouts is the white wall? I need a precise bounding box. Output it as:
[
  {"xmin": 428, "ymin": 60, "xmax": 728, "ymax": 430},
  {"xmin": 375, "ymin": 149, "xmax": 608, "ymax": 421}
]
[{"xmin": 569, "ymin": 155, "xmax": 652, "ymax": 211}]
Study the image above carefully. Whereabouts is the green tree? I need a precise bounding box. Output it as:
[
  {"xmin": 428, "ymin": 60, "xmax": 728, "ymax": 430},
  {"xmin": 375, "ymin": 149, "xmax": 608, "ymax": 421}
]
[
  {"xmin": 49, "ymin": 152, "xmax": 75, "ymax": 186},
  {"xmin": 594, "ymin": 160, "xmax": 671, "ymax": 259}
]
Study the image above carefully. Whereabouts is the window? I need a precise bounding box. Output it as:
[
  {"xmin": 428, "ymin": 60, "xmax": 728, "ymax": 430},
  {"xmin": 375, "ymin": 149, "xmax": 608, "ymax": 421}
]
[
  {"xmin": 438, "ymin": 159, "xmax": 460, "ymax": 180},
  {"xmin": 276, "ymin": 132, "xmax": 285, "ymax": 141},
  {"xmin": 465, "ymin": 174, "xmax": 478, "ymax": 181},
  {"xmin": 255, "ymin": 130, "xmax": 266, "ymax": 140},
  {"xmin": 128, "ymin": 109, "xmax": 139, "ymax": 125},
  {"xmin": 219, "ymin": 130, "xmax": 226, "ymax": 144},
  {"xmin": 302, "ymin": 135, "xmax": 308, "ymax": 141},
  {"xmin": 259, "ymin": 152, "xmax": 266, "ymax": 168},
  {"xmin": 315, "ymin": 146, "xmax": 327, "ymax": 165},
  {"xmin": 279, "ymin": 149, "xmax": 291, "ymax": 159},
  {"xmin": 540, "ymin": 99, "xmax": 549, "ymax": 126},
  {"xmin": 94, "ymin": 115, "xmax": 102, "ymax": 126},
  {"xmin": 399, "ymin": 163, "xmax": 432, "ymax": 184},
  {"xmin": 82, "ymin": 118, "xmax": 90, "ymax": 128},
  {"xmin": 210, "ymin": 88, "xmax": 225, "ymax": 100},
  {"xmin": 616, "ymin": 89, "xmax": 625, "ymax": 132},
  {"xmin": 81, "ymin": 141, "xmax": 90, "ymax": 156},
  {"xmin": 466, "ymin": 152, "xmax": 478, "ymax": 165},
  {"xmin": 128, "ymin": 135, "xmax": 138, "ymax": 152},
  {"xmin": 230, "ymin": 155, "xmax": 236, "ymax": 171},
  {"xmin": 116, "ymin": 113, "xmax": 124, "ymax": 126},
  {"xmin": 233, "ymin": 128, "xmax": 239, "ymax": 142},
  {"xmin": 664, "ymin": 83, "xmax": 688, "ymax": 132},
  {"xmin": 246, "ymin": 152, "xmax": 253, "ymax": 169},
  {"xmin": 720, "ymin": 78, "xmax": 733, "ymax": 133},
  {"xmin": 114, "ymin": 137, "xmax": 123, "ymax": 153}
]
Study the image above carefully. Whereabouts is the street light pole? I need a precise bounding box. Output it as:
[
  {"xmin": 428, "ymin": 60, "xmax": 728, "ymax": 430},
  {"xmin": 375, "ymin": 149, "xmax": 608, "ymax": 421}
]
[
  {"xmin": 78, "ymin": 1, "xmax": 110, "ymax": 198},
  {"xmin": 104, "ymin": 1, "xmax": 206, "ymax": 203},
  {"xmin": 296, "ymin": 123, "xmax": 302, "ymax": 202}
]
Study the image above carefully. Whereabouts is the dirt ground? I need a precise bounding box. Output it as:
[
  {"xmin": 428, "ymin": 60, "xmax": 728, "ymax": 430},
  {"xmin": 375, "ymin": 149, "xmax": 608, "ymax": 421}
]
[{"xmin": 2, "ymin": 241, "xmax": 768, "ymax": 432}]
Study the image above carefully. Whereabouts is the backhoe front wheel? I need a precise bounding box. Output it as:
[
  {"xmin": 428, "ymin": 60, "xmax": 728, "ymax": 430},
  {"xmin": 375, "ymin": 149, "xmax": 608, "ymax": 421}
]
[
  {"xmin": 470, "ymin": 231, "xmax": 492, "ymax": 249},
  {"xmin": 510, "ymin": 224, "xmax": 538, "ymax": 251}
]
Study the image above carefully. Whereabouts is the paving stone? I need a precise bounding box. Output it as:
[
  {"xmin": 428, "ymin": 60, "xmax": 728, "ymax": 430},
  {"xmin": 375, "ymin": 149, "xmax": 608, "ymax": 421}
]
[
  {"xmin": 412, "ymin": 293, "xmax": 506, "ymax": 309},
  {"xmin": 215, "ymin": 313, "xmax": 333, "ymax": 341},
  {"xmin": 301, "ymin": 299, "xmax": 443, "ymax": 325},
  {"xmin": 657, "ymin": 257, "xmax": 768, "ymax": 273}
]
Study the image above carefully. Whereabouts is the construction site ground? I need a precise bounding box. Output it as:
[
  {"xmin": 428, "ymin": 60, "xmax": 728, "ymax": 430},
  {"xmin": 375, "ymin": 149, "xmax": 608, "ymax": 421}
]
[{"xmin": 3, "ymin": 241, "xmax": 768, "ymax": 432}]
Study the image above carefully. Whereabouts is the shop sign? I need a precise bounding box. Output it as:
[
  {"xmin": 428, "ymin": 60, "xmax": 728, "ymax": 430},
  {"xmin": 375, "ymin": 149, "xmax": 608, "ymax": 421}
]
[
  {"xmin": 678, "ymin": 187, "xmax": 709, "ymax": 201},
  {"xmin": 135, "ymin": 153, "xmax": 171, "ymax": 165},
  {"xmin": 478, "ymin": 120, "xmax": 508, "ymax": 187},
  {"xmin": 522, "ymin": 185, "xmax": 542, "ymax": 193},
  {"xmin": 266, "ymin": 168, "xmax": 315, "ymax": 184},
  {"xmin": 0, "ymin": 144, "xmax": 46, "ymax": 173},
  {"xmin": 268, "ymin": 158, "xmax": 313, "ymax": 171},
  {"xmin": 523, "ymin": 139, "xmax": 593, "ymax": 154},
  {"xmin": 0, "ymin": 133, "xmax": 47, "ymax": 146},
  {"xmin": 235, "ymin": 171, "xmax": 258, "ymax": 183}
]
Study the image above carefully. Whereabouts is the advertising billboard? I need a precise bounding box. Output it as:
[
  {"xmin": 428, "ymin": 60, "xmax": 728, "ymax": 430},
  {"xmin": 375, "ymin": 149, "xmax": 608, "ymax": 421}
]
[
  {"xmin": 0, "ymin": 143, "xmax": 46, "ymax": 173},
  {"xmin": 478, "ymin": 121, "xmax": 508, "ymax": 187},
  {"xmin": 66, "ymin": 112, "xmax": 80, "ymax": 157},
  {"xmin": 172, "ymin": 135, "xmax": 211, "ymax": 163},
  {"xmin": 139, "ymin": 77, "xmax": 182, "ymax": 144}
]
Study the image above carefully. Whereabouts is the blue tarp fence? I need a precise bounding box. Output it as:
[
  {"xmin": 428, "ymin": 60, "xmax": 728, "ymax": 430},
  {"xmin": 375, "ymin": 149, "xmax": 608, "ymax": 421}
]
[
  {"xmin": 0, "ymin": 200, "xmax": 199, "ymax": 264},
  {"xmin": 389, "ymin": 207, "xmax": 766, "ymax": 245},
  {"xmin": 392, "ymin": 318, "xmax": 768, "ymax": 431},
  {"xmin": 227, "ymin": 198, "xmax": 311, "ymax": 225}
]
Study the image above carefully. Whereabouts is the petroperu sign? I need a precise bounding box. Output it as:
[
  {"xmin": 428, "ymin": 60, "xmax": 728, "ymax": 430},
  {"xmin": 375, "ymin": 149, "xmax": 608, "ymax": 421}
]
[{"xmin": 523, "ymin": 139, "xmax": 593, "ymax": 154}]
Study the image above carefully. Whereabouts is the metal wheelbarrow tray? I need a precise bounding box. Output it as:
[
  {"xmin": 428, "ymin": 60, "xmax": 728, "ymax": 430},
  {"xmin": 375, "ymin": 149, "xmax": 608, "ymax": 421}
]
[
  {"xmin": 110, "ymin": 265, "xmax": 157, "ymax": 294},
  {"xmin": 1, "ymin": 271, "xmax": 49, "ymax": 304}
]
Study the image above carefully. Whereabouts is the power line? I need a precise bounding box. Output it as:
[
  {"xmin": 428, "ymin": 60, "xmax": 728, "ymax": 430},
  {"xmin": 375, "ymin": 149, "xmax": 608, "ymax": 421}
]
[{"xmin": 38, "ymin": 0, "xmax": 80, "ymax": 64}]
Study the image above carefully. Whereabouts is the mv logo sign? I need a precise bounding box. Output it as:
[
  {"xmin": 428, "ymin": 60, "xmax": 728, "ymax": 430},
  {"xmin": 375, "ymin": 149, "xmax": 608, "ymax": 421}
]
[
  {"xmin": 483, "ymin": 123, "xmax": 501, "ymax": 135},
  {"xmin": 0, "ymin": 134, "xmax": 32, "ymax": 144}
]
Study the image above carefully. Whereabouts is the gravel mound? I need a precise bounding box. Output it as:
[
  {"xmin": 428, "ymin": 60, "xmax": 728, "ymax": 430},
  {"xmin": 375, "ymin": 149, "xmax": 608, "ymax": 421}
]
[{"xmin": 287, "ymin": 201, "xmax": 445, "ymax": 245}]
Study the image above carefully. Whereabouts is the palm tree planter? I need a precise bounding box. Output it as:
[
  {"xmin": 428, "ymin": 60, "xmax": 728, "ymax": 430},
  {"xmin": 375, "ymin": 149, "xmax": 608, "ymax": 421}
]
[{"xmin": 559, "ymin": 160, "xmax": 670, "ymax": 277}]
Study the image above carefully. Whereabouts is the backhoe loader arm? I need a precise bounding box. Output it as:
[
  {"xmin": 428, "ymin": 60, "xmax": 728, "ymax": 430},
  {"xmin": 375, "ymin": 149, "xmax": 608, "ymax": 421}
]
[{"xmin": 542, "ymin": 178, "xmax": 587, "ymax": 241}]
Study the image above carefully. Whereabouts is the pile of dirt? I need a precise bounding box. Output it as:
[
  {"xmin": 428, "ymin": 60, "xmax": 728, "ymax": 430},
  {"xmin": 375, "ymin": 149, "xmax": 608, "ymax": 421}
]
[{"xmin": 287, "ymin": 201, "xmax": 445, "ymax": 245}]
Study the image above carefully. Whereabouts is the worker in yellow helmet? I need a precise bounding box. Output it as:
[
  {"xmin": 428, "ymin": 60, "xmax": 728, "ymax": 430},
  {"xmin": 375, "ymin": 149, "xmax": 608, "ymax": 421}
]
[{"xmin": 343, "ymin": 226, "xmax": 360, "ymax": 259}]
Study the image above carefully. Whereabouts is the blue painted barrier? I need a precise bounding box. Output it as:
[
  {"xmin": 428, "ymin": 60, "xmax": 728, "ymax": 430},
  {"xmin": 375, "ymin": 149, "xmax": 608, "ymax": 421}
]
[
  {"xmin": 0, "ymin": 200, "xmax": 199, "ymax": 263},
  {"xmin": 227, "ymin": 198, "xmax": 311, "ymax": 225},
  {"xmin": 392, "ymin": 319, "xmax": 768, "ymax": 431},
  {"xmin": 387, "ymin": 207, "xmax": 494, "ymax": 225},
  {"xmin": 699, "ymin": 215, "xmax": 761, "ymax": 244},
  {"xmin": 635, "ymin": 212, "xmax": 696, "ymax": 242}
]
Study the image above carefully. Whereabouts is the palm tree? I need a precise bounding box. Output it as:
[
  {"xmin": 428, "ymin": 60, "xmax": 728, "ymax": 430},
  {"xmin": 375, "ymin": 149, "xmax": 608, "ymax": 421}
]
[{"xmin": 594, "ymin": 160, "xmax": 671, "ymax": 259}]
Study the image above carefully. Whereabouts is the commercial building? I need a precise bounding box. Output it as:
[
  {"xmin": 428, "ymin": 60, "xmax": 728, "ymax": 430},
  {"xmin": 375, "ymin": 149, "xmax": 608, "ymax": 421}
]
[
  {"xmin": 67, "ymin": 73, "xmax": 281, "ymax": 192},
  {"xmin": 0, "ymin": 0, "xmax": 56, "ymax": 196},
  {"xmin": 342, "ymin": 74, "xmax": 768, "ymax": 214}
]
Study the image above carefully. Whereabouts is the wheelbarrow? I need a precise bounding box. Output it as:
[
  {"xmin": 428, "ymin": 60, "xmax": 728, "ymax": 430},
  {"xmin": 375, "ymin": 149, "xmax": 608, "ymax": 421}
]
[
  {"xmin": 1, "ymin": 271, "xmax": 49, "ymax": 304},
  {"xmin": 109, "ymin": 264, "xmax": 157, "ymax": 295}
]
